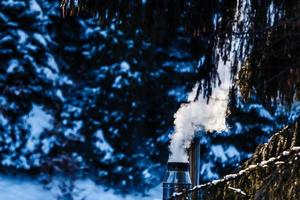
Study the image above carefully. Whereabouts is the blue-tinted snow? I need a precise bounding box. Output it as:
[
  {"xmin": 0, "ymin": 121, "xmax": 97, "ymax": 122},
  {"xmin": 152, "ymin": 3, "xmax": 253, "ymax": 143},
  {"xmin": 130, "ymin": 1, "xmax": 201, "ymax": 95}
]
[
  {"xmin": 112, "ymin": 76, "xmax": 124, "ymax": 89},
  {"xmin": 267, "ymin": 1, "xmax": 275, "ymax": 26},
  {"xmin": 64, "ymin": 120, "xmax": 85, "ymax": 142},
  {"xmin": 168, "ymin": 49, "xmax": 190, "ymax": 60},
  {"xmin": 108, "ymin": 126, "xmax": 120, "ymax": 137},
  {"xmin": 16, "ymin": 30, "xmax": 28, "ymax": 43},
  {"xmin": 288, "ymin": 101, "xmax": 300, "ymax": 121},
  {"xmin": 201, "ymin": 162, "xmax": 219, "ymax": 180},
  {"xmin": 111, "ymin": 111, "xmax": 124, "ymax": 122},
  {"xmin": 41, "ymin": 67, "xmax": 59, "ymax": 82},
  {"xmin": 46, "ymin": 54, "xmax": 59, "ymax": 72},
  {"xmin": 94, "ymin": 130, "xmax": 114, "ymax": 160},
  {"xmin": 261, "ymin": 125, "xmax": 274, "ymax": 133},
  {"xmin": 1, "ymin": 158, "xmax": 13, "ymax": 168},
  {"xmin": 156, "ymin": 133, "xmax": 170, "ymax": 143},
  {"xmin": 233, "ymin": 122, "xmax": 243, "ymax": 134},
  {"xmin": 6, "ymin": 59, "xmax": 20, "ymax": 73},
  {"xmin": 58, "ymin": 75, "xmax": 74, "ymax": 85},
  {"xmin": 211, "ymin": 144, "xmax": 241, "ymax": 163},
  {"xmin": 225, "ymin": 145, "xmax": 240, "ymax": 160},
  {"xmin": 0, "ymin": 175, "xmax": 161, "ymax": 200},
  {"xmin": 1, "ymin": 1, "xmax": 26, "ymax": 8},
  {"xmin": 142, "ymin": 169, "xmax": 151, "ymax": 179},
  {"xmin": 0, "ymin": 114, "xmax": 8, "ymax": 126},
  {"xmin": 197, "ymin": 56, "xmax": 206, "ymax": 68},
  {"xmin": 212, "ymin": 13, "xmax": 219, "ymax": 30},
  {"xmin": 0, "ymin": 35, "xmax": 13, "ymax": 44},
  {"xmin": 24, "ymin": 104, "xmax": 53, "ymax": 151},
  {"xmin": 168, "ymin": 87, "xmax": 187, "ymax": 102},
  {"xmin": 163, "ymin": 61, "xmax": 195, "ymax": 73},
  {"xmin": 99, "ymin": 30, "xmax": 108, "ymax": 38},
  {"xmin": 41, "ymin": 136, "xmax": 56, "ymax": 154},
  {"xmin": 55, "ymin": 89, "xmax": 65, "ymax": 102},
  {"xmin": 246, "ymin": 104, "xmax": 274, "ymax": 121},
  {"xmin": 0, "ymin": 12, "xmax": 8, "ymax": 22},
  {"xmin": 22, "ymin": 54, "xmax": 59, "ymax": 81},
  {"xmin": 29, "ymin": 0, "xmax": 43, "ymax": 17},
  {"xmin": 26, "ymin": 105, "xmax": 53, "ymax": 135},
  {"xmin": 211, "ymin": 145, "xmax": 228, "ymax": 162},
  {"xmin": 120, "ymin": 61, "xmax": 131, "ymax": 72},
  {"xmin": 33, "ymin": 33, "xmax": 47, "ymax": 47}
]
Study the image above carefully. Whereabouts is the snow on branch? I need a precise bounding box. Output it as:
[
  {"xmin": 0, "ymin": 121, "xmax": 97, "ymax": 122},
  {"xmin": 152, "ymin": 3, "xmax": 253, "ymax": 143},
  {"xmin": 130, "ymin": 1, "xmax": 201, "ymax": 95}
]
[
  {"xmin": 169, "ymin": 146, "xmax": 300, "ymax": 200},
  {"xmin": 227, "ymin": 186, "xmax": 247, "ymax": 196}
]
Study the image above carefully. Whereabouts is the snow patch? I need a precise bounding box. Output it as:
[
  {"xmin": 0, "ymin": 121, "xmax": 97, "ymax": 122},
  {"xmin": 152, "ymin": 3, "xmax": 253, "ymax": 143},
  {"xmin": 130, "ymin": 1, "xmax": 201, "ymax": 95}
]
[
  {"xmin": 42, "ymin": 136, "xmax": 56, "ymax": 154},
  {"xmin": 47, "ymin": 54, "xmax": 59, "ymax": 72},
  {"xmin": 168, "ymin": 87, "xmax": 187, "ymax": 102},
  {"xmin": 6, "ymin": 59, "xmax": 20, "ymax": 73},
  {"xmin": 0, "ymin": 114, "xmax": 8, "ymax": 126},
  {"xmin": 64, "ymin": 121, "xmax": 84, "ymax": 141},
  {"xmin": 94, "ymin": 130, "xmax": 114, "ymax": 160},
  {"xmin": 55, "ymin": 89, "xmax": 65, "ymax": 102},
  {"xmin": 248, "ymin": 104, "xmax": 274, "ymax": 121},
  {"xmin": 29, "ymin": 0, "xmax": 43, "ymax": 18},
  {"xmin": 33, "ymin": 33, "xmax": 47, "ymax": 47},
  {"xmin": 120, "ymin": 61, "xmax": 130, "ymax": 72},
  {"xmin": 267, "ymin": 1, "xmax": 275, "ymax": 26},
  {"xmin": 17, "ymin": 30, "xmax": 28, "ymax": 43},
  {"xmin": 0, "ymin": 176, "xmax": 54, "ymax": 200},
  {"xmin": 225, "ymin": 145, "xmax": 240, "ymax": 159},
  {"xmin": 201, "ymin": 162, "xmax": 219, "ymax": 179},
  {"xmin": 0, "ymin": 176, "xmax": 161, "ymax": 200},
  {"xmin": 24, "ymin": 104, "xmax": 53, "ymax": 151},
  {"xmin": 211, "ymin": 145, "xmax": 227, "ymax": 162}
]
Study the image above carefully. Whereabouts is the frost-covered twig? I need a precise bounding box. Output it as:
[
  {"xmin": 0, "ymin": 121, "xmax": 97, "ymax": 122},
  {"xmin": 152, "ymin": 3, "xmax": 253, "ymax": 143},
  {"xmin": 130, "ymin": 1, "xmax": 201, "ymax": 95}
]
[{"xmin": 227, "ymin": 186, "xmax": 247, "ymax": 196}]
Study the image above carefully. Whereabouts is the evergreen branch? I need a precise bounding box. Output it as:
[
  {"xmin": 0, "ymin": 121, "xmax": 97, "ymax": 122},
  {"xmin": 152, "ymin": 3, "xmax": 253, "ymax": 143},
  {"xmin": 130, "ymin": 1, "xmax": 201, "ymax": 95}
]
[{"xmin": 169, "ymin": 145, "xmax": 300, "ymax": 200}]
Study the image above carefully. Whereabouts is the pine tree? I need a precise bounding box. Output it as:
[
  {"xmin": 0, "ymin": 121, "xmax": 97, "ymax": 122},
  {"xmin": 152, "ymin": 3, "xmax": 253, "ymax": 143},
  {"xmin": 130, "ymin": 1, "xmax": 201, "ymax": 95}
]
[{"xmin": 0, "ymin": 0, "xmax": 63, "ymax": 171}]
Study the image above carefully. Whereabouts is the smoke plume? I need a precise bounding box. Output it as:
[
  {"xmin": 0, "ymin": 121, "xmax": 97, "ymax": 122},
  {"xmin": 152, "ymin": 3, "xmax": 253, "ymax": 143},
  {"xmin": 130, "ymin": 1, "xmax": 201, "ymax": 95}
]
[
  {"xmin": 168, "ymin": 61, "xmax": 231, "ymax": 162},
  {"xmin": 168, "ymin": 0, "xmax": 250, "ymax": 163}
]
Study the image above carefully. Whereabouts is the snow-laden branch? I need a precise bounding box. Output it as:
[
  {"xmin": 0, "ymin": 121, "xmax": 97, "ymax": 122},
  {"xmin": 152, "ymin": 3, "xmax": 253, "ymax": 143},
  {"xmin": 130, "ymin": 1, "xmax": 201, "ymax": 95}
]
[{"xmin": 169, "ymin": 146, "xmax": 300, "ymax": 200}]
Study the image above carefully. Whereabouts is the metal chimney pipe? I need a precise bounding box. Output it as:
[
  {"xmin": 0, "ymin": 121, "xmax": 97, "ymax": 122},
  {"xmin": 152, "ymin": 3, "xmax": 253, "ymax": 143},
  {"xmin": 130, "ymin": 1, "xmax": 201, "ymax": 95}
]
[
  {"xmin": 162, "ymin": 162, "xmax": 192, "ymax": 200},
  {"xmin": 189, "ymin": 131, "xmax": 202, "ymax": 199}
]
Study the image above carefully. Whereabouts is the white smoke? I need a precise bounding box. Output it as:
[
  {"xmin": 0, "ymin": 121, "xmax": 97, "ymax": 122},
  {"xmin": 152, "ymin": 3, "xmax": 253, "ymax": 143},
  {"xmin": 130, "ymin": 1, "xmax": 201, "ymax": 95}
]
[
  {"xmin": 168, "ymin": 61, "xmax": 231, "ymax": 162},
  {"xmin": 168, "ymin": 0, "xmax": 251, "ymax": 163}
]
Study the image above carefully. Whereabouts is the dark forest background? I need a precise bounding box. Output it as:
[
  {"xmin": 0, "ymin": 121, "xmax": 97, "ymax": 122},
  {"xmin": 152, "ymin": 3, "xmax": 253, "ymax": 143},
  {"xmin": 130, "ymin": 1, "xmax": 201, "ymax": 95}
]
[{"xmin": 1, "ymin": 0, "xmax": 300, "ymax": 196}]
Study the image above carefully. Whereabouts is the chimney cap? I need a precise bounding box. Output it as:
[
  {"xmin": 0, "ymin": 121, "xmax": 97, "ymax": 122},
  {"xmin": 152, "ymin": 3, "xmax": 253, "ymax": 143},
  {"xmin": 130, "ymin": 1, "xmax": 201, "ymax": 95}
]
[{"xmin": 167, "ymin": 162, "xmax": 189, "ymax": 171}]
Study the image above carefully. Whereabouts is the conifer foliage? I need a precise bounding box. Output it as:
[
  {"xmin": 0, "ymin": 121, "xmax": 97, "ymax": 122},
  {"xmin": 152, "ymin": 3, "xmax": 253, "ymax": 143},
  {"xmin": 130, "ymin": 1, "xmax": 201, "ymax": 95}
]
[
  {"xmin": 0, "ymin": 0, "xmax": 199, "ymax": 193},
  {"xmin": 61, "ymin": 0, "xmax": 300, "ymax": 105},
  {"xmin": 1, "ymin": 0, "xmax": 300, "ymax": 196}
]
